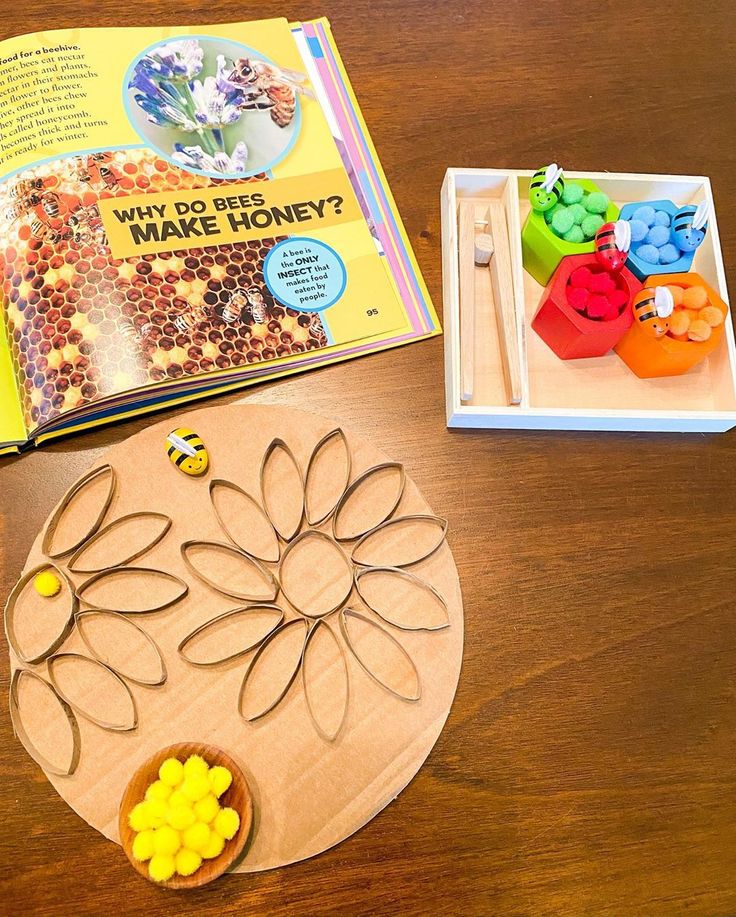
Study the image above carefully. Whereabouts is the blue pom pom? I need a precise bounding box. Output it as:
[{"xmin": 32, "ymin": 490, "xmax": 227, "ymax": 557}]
[
  {"xmin": 629, "ymin": 219, "xmax": 649, "ymax": 242},
  {"xmin": 653, "ymin": 210, "xmax": 671, "ymax": 227},
  {"xmin": 646, "ymin": 225, "xmax": 670, "ymax": 248},
  {"xmin": 658, "ymin": 243, "xmax": 680, "ymax": 264},
  {"xmin": 636, "ymin": 244, "xmax": 660, "ymax": 264},
  {"xmin": 632, "ymin": 205, "xmax": 656, "ymax": 227}
]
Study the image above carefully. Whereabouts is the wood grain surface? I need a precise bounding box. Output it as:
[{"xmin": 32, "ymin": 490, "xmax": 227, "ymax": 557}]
[{"xmin": 1, "ymin": 1, "xmax": 736, "ymax": 914}]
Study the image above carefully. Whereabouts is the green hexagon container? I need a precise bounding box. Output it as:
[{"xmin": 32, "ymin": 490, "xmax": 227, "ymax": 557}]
[{"xmin": 521, "ymin": 178, "xmax": 619, "ymax": 286}]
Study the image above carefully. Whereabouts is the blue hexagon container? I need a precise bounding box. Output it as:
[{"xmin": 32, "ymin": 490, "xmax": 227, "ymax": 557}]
[{"xmin": 619, "ymin": 200, "xmax": 695, "ymax": 282}]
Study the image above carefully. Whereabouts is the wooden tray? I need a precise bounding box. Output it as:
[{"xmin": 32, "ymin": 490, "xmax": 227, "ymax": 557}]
[{"xmin": 441, "ymin": 168, "xmax": 736, "ymax": 433}]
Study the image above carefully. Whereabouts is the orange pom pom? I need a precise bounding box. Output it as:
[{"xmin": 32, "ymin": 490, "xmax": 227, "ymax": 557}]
[
  {"xmin": 669, "ymin": 310, "xmax": 691, "ymax": 337},
  {"xmin": 699, "ymin": 305, "xmax": 724, "ymax": 328},
  {"xmin": 688, "ymin": 319, "xmax": 712, "ymax": 342},
  {"xmin": 666, "ymin": 284, "xmax": 684, "ymax": 307},
  {"xmin": 682, "ymin": 285, "xmax": 708, "ymax": 310},
  {"xmin": 670, "ymin": 332, "xmax": 690, "ymax": 342}
]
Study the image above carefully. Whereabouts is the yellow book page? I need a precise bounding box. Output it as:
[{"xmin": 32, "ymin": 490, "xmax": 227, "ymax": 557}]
[{"xmin": 0, "ymin": 322, "xmax": 26, "ymax": 446}]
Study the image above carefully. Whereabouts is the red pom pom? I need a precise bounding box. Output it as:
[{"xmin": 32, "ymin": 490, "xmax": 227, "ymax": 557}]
[
  {"xmin": 567, "ymin": 286, "xmax": 589, "ymax": 312},
  {"xmin": 602, "ymin": 301, "xmax": 620, "ymax": 321},
  {"xmin": 590, "ymin": 272, "xmax": 616, "ymax": 294},
  {"xmin": 570, "ymin": 266, "xmax": 592, "ymax": 289},
  {"xmin": 586, "ymin": 294, "xmax": 610, "ymax": 319},
  {"xmin": 609, "ymin": 289, "xmax": 628, "ymax": 310}
]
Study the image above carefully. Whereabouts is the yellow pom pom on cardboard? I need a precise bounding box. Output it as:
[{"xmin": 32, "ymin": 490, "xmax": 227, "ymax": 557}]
[
  {"xmin": 175, "ymin": 848, "xmax": 202, "ymax": 877},
  {"xmin": 148, "ymin": 853, "xmax": 176, "ymax": 883},
  {"xmin": 208, "ymin": 765, "xmax": 232, "ymax": 798},
  {"xmin": 214, "ymin": 807, "xmax": 240, "ymax": 841},
  {"xmin": 159, "ymin": 757, "xmax": 185, "ymax": 788},
  {"xmin": 132, "ymin": 829, "xmax": 155, "ymax": 862},
  {"xmin": 33, "ymin": 570, "xmax": 61, "ymax": 597}
]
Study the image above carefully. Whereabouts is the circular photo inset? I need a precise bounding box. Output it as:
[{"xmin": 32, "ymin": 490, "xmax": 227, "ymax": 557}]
[{"xmin": 124, "ymin": 35, "xmax": 308, "ymax": 179}]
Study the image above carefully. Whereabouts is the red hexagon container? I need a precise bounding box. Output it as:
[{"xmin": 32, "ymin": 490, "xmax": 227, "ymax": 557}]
[{"xmin": 531, "ymin": 253, "xmax": 642, "ymax": 360}]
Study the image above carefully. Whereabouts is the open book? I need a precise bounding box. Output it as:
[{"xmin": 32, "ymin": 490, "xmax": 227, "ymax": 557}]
[{"xmin": 0, "ymin": 17, "xmax": 439, "ymax": 454}]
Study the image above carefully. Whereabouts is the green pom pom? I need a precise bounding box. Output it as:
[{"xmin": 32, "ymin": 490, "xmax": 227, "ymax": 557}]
[
  {"xmin": 561, "ymin": 182, "xmax": 584, "ymax": 205},
  {"xmin": 544, "ymin": 202, "xmax": 561, "ymax": 224},
  {"xmin": 566, "ymin": 203, "xmax": 586, "ymax": 225},
  {"xmin": 551, "ymin": 207, "xmax": 574, "ymax": 236},
  {"xmin": 581, "ymin": 214, "xmax": 604, "ymax": 239},
  {"xmin": 562, "ymin": 225, "xmax": 584, "ymax": 243},
  {"xmin": 585, "ymin": 191, "xmax": 609, "ymax": 214}
]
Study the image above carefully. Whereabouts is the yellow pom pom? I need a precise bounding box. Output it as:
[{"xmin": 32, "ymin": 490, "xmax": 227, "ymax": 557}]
[
  {"xmin": 175, "ymin": 847, "xmax": 202, "ymax": 877},
  {"xmin": 144, "ymin": 798, "xmax": 168, "ymax": 829},
  {"xmin": 159, "ymin": 757, "xmax": 185, "ymax": 787},
  {"xmin": 128, "ymin": 801, "xmax": 149, "ymax": 832},
  {"xmin": 214, "ymin": 807, "xmax": 240, "ymax": 841},
  {"xmin": 200, "ymin": 831, "xmax": 225, "ymax": 860},
  {"xmin": 208, "ymin": 765, "xmax": 232, "ymax": 798},
  {"xmin": 183, "ymin": 754, "xmax": 209, "ymax": 778},
  {"xmin": 145, "ymin": 779, "xmax": 172, "ymax": 802},
  {"xmin": 153, "ymin": 825, "xmax": 181, "ymax": 856},
  {"xmin": 194, "ymin": 794, "xmax": 220, "ymax": 825},
  {"xmin": 181, "ymin": 774, "xmax": 210, "ymax": 802},
  {"xmin": 148, "ymin": 853, "xmax": 176, "ymax": 883},
  {"xmin": 166, "ymin": 803, "xmax": 196, "ymax": 831},
  {"xmin": 34, "ymin": 571, "xmax": 61, "ymax": 597},
  {"xmin": 168, "ymin": 789, "xmax": 188, "ymax": 808},
  {"xmin": 132, "ymin": 829, "xmax": 155, "ymax": 862},
  {"xmin": 182, "ymin": 822, "xmax": 210, "ymax": 853}
]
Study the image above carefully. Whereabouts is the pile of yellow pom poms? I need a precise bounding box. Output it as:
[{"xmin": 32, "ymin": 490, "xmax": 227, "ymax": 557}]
[{"xmin": 127, "ymin": 754, "xmax": 240, "ymax": 882}]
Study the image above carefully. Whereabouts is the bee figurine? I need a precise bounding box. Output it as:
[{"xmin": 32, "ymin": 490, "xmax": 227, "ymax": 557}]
[
  {"xmin": 594, "ymin": 220, "xmax": 631, "ymax": 273},
  {"xmin": 166, "ymin": 427, "xmax": 209, "ymax": 476},
  {"xmin": 670, "ymin": 201, "xmax": 709, "ymax": 253},
  {"xmin": 633, "ymin": 286, "xmax": 674, "ymax": 338},
  {"xmin": 529, "ymin": 163, "xmax": 564, "ymax": 213}
]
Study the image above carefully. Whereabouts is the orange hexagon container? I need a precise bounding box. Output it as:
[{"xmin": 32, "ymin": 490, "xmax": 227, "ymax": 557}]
[{"xmin": 614, "ymin": 272, "xmax": 729, "ymax": 378}]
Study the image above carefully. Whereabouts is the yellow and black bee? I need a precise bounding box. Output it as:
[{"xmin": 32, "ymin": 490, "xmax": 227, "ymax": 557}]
[{"xmin": 166, "ymin": 427, "xmax": 209, "ymax": 476}]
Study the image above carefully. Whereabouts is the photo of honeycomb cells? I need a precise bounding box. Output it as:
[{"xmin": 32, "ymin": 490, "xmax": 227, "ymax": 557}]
[{"xmin": 0, "ymin": 149, "xmax": 328, "ymax": 429}]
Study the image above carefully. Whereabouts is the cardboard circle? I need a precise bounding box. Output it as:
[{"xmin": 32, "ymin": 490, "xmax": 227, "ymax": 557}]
[{"xmin": 8, "ymin": 403, "xmax": 463, "ymax": 873}]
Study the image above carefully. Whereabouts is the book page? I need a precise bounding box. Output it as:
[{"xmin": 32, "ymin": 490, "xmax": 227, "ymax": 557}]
[{"xmin": 0, "ymin": 20, "xmax": 409, "ymax": 435}]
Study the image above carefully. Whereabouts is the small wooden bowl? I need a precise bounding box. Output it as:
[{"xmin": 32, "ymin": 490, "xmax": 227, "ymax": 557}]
[{"xmin": 119, "ymin": 742, "xmax": 253, "ymax": 888}]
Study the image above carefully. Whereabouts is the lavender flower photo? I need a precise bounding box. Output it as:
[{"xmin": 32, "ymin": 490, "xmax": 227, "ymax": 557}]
[{"xmin": 125, "ymin": 36, "xmax": 312, "ymax": 178}]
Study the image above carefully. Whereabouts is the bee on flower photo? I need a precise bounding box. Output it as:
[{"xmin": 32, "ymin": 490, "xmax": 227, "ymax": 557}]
[{"xmin": 126, "ymin": 36, "xmax": 310, "ymax": 178}]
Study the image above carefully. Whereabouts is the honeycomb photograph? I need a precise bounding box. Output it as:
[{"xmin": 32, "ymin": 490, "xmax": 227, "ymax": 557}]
[{"xmin": 0, "ymin": 149, "xmax": 329, "ymax": 430}]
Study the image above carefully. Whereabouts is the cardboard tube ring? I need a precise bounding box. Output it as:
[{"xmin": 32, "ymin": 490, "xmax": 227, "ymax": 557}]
[
  {"xmin": 353, "ymin": 566, "xmax": 451, "ymax": 632},
  {"xmin": 304, "ymin": 428, "xmax": 352, "ymax": 527},
  {"xmin": 4, "ymin": 563, "xmax": 78, "ymax": 665},
  {"xmin": 259, "ymin": 438, "xmax": 304, "ymax": 542},
  {"xmin": 9, "ymin": 668, "xmax": 81, "ymax": 777},
  {"xmin": 181, "ymin": 541, "xmax": 279, "ymax": 602},
  {"xmin": 278, "ymin": 530, "xmax": 353, "ymax": 619},
  {"xmin": 208, "ymin": 479, "xmax": 280, "ymax": 563},
  {"xmin": 177, "ymin": 603, "xmax": 285, "ymax": 667},
  {"xmin": 332, "ymin": 462, "xmax": 406, "ymax": 542},
  {"xmin": 42, "ymin": 464, "xmax": 116, "ymax": 559},
  {"xmin": 67, "ymin": 512, "xmax": 173, "ymax": 574},
  {"xmin": 238, "ymin": 617, "xmax": 309, "ymax": 722},
  {"xmin": 339, "ymin": 607, "xmax": 421, "ymax": 702},
  {"xmin": 350, "ymin": 514, "xmax": 449, "ymax": 568},
  {"xmin": 76, "ymin": 566, "xmax": 189, "ymax": 614},
  {"xmin": 47, "ymin": 652, "xmax": 139, "ymax": 732},
  {"xmin": 302, "ymin": 618, "xmax": 349, "ymax": 742},
  {"xmin": 76, "ymin": 610, "xmax": 168, "ymax": 687}
]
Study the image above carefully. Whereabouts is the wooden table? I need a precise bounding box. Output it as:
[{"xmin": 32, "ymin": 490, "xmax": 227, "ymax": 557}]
[{"xmin": 2, "ymin": 2, "xmax": 736, "ymax": 914}]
